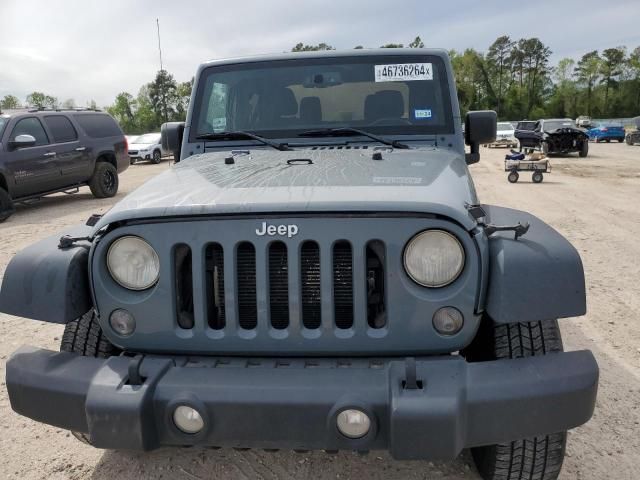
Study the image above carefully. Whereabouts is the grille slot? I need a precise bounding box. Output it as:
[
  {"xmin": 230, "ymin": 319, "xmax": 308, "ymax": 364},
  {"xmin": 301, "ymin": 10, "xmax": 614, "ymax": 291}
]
[
  {"xmin": 300, "ymin": 241, "xmax": 321, "ymax": 329},
  {"xmin": 333, "ymin": 241, "xmax": 353, "ymax": 329},
  {"xmin": 269, "ymin": 242, "xmax": 289, "ymax": 329},
  {"xmin": 237, "ymin": 242, "xmax": 257, "ymax": 330},
  {"xmin": 366, "ymin": 240, "xmax": 387, "ymax": 329},
  {"xmin": 174, "ymin": 244, "xmax": 194, "ymax": 329},
  {"xmin": 205, "ymin": 243, "xmax": 225, "ymax": 329}
]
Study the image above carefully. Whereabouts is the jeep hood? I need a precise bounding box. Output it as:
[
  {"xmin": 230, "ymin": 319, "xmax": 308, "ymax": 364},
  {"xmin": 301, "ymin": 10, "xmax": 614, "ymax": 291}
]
[{"xmin": 93, "ymin": 148, "xmax": 479, "ymax": 231}]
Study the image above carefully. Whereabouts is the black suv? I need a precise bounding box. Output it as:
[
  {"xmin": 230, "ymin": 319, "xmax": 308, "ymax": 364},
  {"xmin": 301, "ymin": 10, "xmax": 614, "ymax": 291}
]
[{"xmin": 0, "ymin": 109, "xmax": 129, "ymax": 221}]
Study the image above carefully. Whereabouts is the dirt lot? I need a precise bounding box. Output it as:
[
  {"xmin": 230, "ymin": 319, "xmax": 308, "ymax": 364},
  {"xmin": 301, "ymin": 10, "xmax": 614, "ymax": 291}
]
[{"xmin": 1, "ymin": 143, "xmax": 639, "ymax": 480}]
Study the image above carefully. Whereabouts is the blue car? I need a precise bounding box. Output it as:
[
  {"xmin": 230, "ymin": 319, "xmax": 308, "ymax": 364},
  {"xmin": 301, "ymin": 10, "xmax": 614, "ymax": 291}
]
[{"xmin": 588, "ymin": 123, "xmax": 626, "ymax": 143}]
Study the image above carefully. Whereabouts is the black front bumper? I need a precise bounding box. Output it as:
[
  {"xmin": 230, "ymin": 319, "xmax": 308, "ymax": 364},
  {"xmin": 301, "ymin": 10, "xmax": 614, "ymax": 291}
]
[{"xmin": 6, "ymin": 346, "xmax": 598, "ymax": 460}]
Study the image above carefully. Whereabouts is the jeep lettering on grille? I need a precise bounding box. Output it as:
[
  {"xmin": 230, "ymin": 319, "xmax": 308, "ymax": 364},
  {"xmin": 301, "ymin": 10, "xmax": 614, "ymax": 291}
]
[{"xmin": 255, "ymin": 222, "xmax": 299, "ymax": 238}]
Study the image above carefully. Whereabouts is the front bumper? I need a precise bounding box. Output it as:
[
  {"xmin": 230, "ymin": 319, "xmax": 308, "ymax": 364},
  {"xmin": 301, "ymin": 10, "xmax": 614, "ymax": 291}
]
[{"xmin": 6, "ymin": 346, "xmax": 598, "ymax": 459}]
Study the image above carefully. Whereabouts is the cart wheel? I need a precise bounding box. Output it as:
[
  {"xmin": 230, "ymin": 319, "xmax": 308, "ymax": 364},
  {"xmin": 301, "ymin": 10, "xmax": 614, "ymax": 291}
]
[
  {"xmin": 508, "ymin": 171, "xmax": 519, "ymax": 183},
  {"xmin": 532, "ymin": 171, "xmax": 544, "ymax": 183}
]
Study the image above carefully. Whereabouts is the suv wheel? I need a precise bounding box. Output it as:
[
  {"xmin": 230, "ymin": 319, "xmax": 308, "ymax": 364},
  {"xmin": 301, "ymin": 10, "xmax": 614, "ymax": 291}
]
[
  {"xmin": 579, "ymin": 141, "xmax": 589, "ymax": 158},
  {"xmin": 89, "ymin": 162, "xmax": 119, "ymax": 198},
  {"xmin": 464, "ymin": 319, "xmax": 567, "ymax": 480},
  {"xmin": 0, "ymin": 187, "xmax": 15, "ymax": 222},
  {"xmin": 61, "ymin": 310, "xmax": 120, "ymax": 444},
  {"xmin": 152, "ymin": 149, "xmax": 162, "ymax": 164}
]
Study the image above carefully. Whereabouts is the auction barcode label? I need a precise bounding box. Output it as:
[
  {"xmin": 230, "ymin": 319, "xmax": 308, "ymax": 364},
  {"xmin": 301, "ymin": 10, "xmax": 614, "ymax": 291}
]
[{"xmin": 374, "ymin": 63, "xmax": 433, "ymax": 82}]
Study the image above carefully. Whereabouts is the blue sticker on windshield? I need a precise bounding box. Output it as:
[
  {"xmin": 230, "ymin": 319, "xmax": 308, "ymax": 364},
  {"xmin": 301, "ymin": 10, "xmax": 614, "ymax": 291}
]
[{"xmin": 414, "ymin": 108, "xmax": 432, "ymax": 120}]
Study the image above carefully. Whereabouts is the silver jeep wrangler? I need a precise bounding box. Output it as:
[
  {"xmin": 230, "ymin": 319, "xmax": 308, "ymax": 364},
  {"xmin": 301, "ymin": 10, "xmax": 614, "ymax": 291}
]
[{"xmin": 1, "ymin": 49, "xmax": 598, "ymax": 480}]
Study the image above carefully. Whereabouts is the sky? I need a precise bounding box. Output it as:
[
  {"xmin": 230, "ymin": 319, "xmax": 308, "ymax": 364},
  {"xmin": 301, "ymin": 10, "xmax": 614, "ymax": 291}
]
[{"xmin": 1, "ymin": 0, "xmax": 640, "ymax": 107}]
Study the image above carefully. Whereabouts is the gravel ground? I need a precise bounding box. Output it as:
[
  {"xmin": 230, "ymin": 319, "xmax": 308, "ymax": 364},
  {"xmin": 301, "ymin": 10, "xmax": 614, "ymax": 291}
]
[{"xmin": 0, "ymin": 143, "xmax": 639, "ymax": 479}]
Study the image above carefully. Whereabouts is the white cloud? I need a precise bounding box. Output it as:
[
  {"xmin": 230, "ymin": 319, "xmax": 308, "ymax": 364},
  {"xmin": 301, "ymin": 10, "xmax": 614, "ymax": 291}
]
[{"xmin": 1, "ymin": 0, "xmax": 639, "ymax": 107}]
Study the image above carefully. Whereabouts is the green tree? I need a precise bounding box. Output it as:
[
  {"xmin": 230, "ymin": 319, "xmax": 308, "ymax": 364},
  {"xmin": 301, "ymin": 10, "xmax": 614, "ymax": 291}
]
[
  {"xmin": 380, "ymin": 43, "xmax": 404, "ymax": 48},
  {"xmin": 147, "ymin": 70, "xmax": 179, "ymax": 123},
  {"xmin": 408, "ymin": 36, "xmax": 424, "ymax": 48},
  {"xmin": 600, "ymin": 47, "xmax": 626, "ymax": 115},
  {"xmin": 486, "ymin": 36, "xmax": 514, "ymax": 116},
  {"xmin": 61, "ymin": 98, "xmax": 76, "ymax": 109},
  {"xmin": 107, "ymin": 92, "xmax": 137, "ymax": 132},
  {"xmin": 174, "ymin": 78, "xmax": 194, "ymax": 121},
  {"xmin": 516, "ymin": 38, "xmax": 552, "ymax": 117},
  {"xmin": 26, "ymin": 91, "xmax": 57, "ymax": 109},
  {"xmin": 353, "ymin": 45, "xmax": 364, "ymax": 49},
  {"xmin": 548, "ymin": 58, "xmax": 578, "ymax": 117},
  {"xmin": 1, "ymin": 94, "xmax": 20, "ymax": 110},
  {"xmin": 575, "ymin": 51, "xmax": 601, "ymax": 116},
  {"xmin": 626, "ymin": 47, "xmax": 640, "ymax": 112},
  {"xmin": 291, "ymin": 43, "xmax": 334, "ymax": 52}
]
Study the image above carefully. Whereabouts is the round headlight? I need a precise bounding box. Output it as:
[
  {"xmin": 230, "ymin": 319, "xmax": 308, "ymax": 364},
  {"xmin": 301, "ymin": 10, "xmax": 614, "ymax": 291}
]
[
  {"xmin": 404, "ymin": 230, "xmax": 464, "ymax": 287},
  {"xmin": 107, "ymin": 236, "xmax": 160, "ymax": 290}
]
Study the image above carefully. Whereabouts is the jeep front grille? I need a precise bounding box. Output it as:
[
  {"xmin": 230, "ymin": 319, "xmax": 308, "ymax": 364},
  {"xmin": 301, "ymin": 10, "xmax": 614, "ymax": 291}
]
[
  {"xmin": 181, "ymin": 239, "xmax": 376, "ymax": 333},
  {"xmin": 93, "ymin": 216, "xmax": 481, "ymax": 355}
]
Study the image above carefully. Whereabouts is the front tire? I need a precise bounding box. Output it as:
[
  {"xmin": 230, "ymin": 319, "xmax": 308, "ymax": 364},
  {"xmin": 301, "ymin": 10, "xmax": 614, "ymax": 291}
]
[
  {"xmin": 152, "ymin": 149, "xmax": 162, "ymax": 164},
  {"xmin": 61, "ymin": 311, "xmax": 119, "ymax": 444},
  {"xmin": 61, "ymin": 310, "xmax": 119, "ymax": 358},
  {"xmin": 466, "ymin": 319, "xmax": 567, "ymax": 480},
  {"xmin": 89, "ymin": 162, "xmax": 119, "ymax": 198},
  {"xmin": 0, "ymin": 187, "xmax": 15, "ymax": 223},
  {"xmin": 579, "ymin": 141, "xmax": 589, "ymax": 158},
  {"xmin": 508, "ymin": 171, "xmax": 519, "ymax": 183}
]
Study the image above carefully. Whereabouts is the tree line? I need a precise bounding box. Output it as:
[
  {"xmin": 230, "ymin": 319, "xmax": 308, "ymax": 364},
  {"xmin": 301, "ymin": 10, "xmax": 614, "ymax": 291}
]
[
  {"xmin": 2, "ymin": 34, "xmax": 638, "ymax": 133},
  {"xmin": 291, "ymin": 36, "xmax": 640, "ymax": 120}
]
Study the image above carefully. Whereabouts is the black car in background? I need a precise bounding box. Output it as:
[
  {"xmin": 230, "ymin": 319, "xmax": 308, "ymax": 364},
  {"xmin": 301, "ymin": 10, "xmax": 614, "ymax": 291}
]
[
  {"xmin": 0, "ymin": 109, "xmax": 129, "ymax": 221},
  {"xmin": 515, "ymin": 118, "xmax": 589, "ymax": 157},
  {"xmin": 626, "ymin": 116, "xmax": 640, "ymax": 145}
]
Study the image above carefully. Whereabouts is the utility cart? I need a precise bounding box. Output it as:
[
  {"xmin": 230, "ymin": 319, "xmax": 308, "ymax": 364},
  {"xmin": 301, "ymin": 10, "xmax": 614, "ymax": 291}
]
[{"xmin": 505, "ymin": 155, "xmax": 551, "ymax": 183}]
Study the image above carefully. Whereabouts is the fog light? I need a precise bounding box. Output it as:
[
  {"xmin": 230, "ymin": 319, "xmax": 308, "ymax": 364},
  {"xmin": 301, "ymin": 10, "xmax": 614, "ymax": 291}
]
[
  {"xmin": 173, "ymin": 405, "xmax": 204, "ymax": 434},
  {"xmin": 433, "ymin": 307, "xmax": 464, "ymax": 335},
  {"xmin": 109, "ymin": 309, "xmax": 136, "ymax": 336},
  {"xmin": 336, "ymin": 409, "xmax": 371, "ymax": 439}
]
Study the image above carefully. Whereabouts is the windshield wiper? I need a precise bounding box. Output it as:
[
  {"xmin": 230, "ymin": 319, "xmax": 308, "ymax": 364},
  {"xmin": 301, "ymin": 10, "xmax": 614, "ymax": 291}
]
[
  {"xmin": 298, "ymin": 128, "xmax": 409, "ymax": 149},
  {"xmin": 196, "ymin": 131, "xmax": 291, "ymax": 151}
]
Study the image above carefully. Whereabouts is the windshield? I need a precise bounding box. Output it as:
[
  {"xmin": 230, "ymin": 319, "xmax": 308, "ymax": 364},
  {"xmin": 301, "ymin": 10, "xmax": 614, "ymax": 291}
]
[
  {"xmin": 191, "ymin": 54, "xmax": 454, "ymax": 141},
  {"xmin": 544, "ymin": 120, "xmax": 575, "ymax": 130},
  {"xmin": 0, "ymin": 116, "xmax": 8, "ymax": 138},
  {"xmin": 133, "ymin": 133, "xmax": 160, "ymax": 144},
  {"xmin": 497, "ymin": 122, "xmax": 513, "ymax": 131}
]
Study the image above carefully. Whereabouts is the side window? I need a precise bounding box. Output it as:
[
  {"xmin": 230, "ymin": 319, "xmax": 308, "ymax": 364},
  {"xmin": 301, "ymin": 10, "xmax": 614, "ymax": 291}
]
[
  {"xmin": 72, "ymin": 114, "xmax": 123, "ymax": 138},
  {"xmin": 10, "ymin": 118, "xmax": 49, "ymax": 146},
  {"xmin": 43, "ymin": 115, "xmax": 78, "ymax": 143}
]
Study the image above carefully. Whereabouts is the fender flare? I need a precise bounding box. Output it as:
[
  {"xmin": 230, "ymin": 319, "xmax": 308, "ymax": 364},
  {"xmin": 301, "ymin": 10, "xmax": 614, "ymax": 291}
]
[
  {"xmin": 0, "ymin": 224, "xmax": 93, "ymax": 324},
  {"xmin": 483, "ymin": 205, "xmax": 586, "ymax": 323}
]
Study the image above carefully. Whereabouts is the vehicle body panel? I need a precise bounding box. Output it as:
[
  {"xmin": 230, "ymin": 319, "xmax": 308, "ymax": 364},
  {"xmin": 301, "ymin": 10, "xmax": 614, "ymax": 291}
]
[
  {"xmin": 0, "ymin": 111, "xmax": 128, "ymax": 201},
  {"xmin": 588, "ymin": 124, "xmax": 626, "ymax": 142},
  {"xmin": 6, "ymin": 345, "xmax": 598, "ymax": 457}
]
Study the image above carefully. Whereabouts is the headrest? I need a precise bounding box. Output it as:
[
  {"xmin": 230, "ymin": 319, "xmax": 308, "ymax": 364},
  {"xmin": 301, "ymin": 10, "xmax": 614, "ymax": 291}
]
[
  {"xmin": 274, "ymin": 87, "xmax": 298, "ymax": 117},
  {"xmin": 364, "ymin": 90, "xmax": 404, "ymax": 121},
  {"xmin": 300, "ymin": 97, "xmax": 322, "ymax": 123}
]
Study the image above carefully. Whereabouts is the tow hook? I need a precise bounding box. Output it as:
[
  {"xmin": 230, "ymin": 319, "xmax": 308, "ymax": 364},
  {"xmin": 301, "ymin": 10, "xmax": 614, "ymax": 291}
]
[
  {"xmin": 127, "ymin": 354, "xmax": 146, "ymax": 386},
  {"xmin": 402, "ymin": 357, "xmax": 424, "ymax": 390}
]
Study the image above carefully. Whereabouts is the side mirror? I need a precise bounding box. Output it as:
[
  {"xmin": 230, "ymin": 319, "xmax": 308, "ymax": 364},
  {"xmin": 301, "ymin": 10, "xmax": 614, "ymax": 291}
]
[
  {"xmin": 8, "ymin": 134, "xmax": 37, "ymax": 150},
  {"xmin": 464, "ymin": 110, "xmax": 497, "ymax": 165},
  {"xmin": 161, "ymin": 122, "xmax": 185, "ymax": 162}
]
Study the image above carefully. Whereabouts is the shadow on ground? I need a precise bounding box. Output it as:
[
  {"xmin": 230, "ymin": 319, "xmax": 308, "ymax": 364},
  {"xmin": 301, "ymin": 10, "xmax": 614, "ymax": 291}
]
[{"xmin": 91, "ymin": 448, "xmax": 480, "ymax": 480}]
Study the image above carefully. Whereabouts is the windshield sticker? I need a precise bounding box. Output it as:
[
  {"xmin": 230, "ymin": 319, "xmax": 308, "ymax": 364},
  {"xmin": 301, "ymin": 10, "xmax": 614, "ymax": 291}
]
[
  {"xmin": 414, "ymin": 109, "xmax": 432, "ymax": 120},
  {"xmin": 374, "ymin": 63, "xmax": 433, "ymax": 82}
]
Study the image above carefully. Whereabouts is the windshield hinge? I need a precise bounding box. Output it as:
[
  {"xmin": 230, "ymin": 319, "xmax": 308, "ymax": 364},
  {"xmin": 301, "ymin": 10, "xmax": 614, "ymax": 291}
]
[
  {"xmin": 483, "ymin": 222, "xmax": 530, "ymax": 240},
  {"xmin": 58, "ymin": 235, "xmax": 92, "ymax": 249}
]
